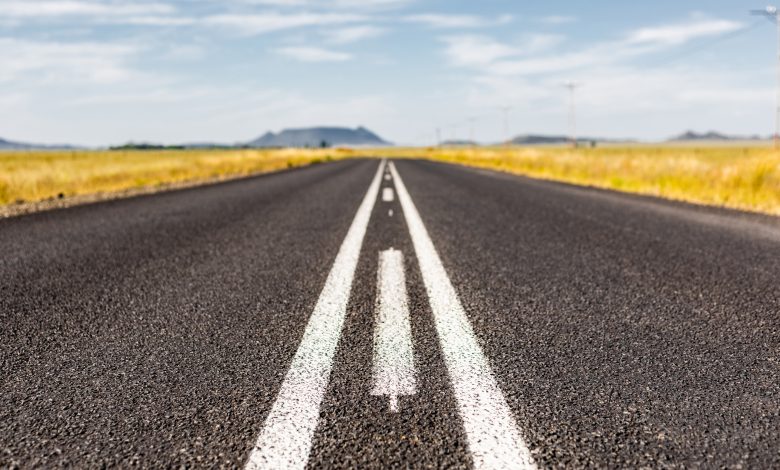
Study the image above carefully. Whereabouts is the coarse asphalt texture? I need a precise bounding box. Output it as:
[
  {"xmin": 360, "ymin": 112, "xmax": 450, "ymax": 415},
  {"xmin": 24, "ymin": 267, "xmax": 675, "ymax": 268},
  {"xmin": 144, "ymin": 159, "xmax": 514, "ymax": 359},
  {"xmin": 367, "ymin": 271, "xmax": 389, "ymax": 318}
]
[{"xmin": 2, "ymin": 158, "xmax": 780, "ymax": 468}]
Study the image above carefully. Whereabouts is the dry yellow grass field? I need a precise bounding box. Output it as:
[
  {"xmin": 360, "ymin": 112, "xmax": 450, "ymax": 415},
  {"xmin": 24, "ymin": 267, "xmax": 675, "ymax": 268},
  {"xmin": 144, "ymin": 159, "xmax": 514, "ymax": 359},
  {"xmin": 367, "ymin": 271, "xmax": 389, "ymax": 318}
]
[
  {"xmin": 1, "ymin": 146, "xmax": 779, "ymax": 216},
  {"xmin": 375, "ymin": 146, "xmax": 780, "ymax": 216},
  {"xmin": 0, "ymin": 148, "xmax": 353, "ymax": 206}
]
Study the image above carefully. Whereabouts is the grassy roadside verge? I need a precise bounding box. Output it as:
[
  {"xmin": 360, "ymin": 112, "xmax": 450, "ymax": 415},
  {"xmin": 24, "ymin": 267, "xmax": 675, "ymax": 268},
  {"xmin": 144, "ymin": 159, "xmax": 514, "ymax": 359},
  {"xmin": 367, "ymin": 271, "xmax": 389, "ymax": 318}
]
[
  {"xmin": 0, "ymin": 148, "xmax": 353, "ymax": 209},
  {"xmin": 373, "ymin": 146, "xmax": 780, "ymax": 216},
  {"xmin": 1, "ymin": 146, "xmax": 779, "ymax": 216}
]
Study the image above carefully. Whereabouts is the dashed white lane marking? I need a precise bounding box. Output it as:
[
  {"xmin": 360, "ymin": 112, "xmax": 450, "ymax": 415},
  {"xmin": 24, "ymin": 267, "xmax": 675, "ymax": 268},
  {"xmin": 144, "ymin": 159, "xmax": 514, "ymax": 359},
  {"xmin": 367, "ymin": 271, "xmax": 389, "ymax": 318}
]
[
  {"xmin": 382, "ymin": 187, "xmax": 395, "ymax": 202},
  {"xmin": 389, "ymin": 162, "xmax": 536, "ymax": 470},
  {"xmin": 245, "ymin": 159, "xmax": 387, "ymax": 470},
  {"xmin": 371, "ymin": 249, "xmax": 416, "ymax": 413},
  {"xmin": 388, "ymin": 209, "xmax": 394, "ymax": 217},
  {"xmin": 384, "ymin": 173, "xmax": 392, "ymax": 181}
]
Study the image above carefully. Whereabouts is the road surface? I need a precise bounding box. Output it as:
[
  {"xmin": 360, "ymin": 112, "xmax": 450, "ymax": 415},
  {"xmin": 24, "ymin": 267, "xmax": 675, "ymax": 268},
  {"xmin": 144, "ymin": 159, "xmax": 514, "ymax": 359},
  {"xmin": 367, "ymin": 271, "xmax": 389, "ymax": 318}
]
[{"xmin": 2, "ymin": 158, "xmax": 779, "ymax": 468}]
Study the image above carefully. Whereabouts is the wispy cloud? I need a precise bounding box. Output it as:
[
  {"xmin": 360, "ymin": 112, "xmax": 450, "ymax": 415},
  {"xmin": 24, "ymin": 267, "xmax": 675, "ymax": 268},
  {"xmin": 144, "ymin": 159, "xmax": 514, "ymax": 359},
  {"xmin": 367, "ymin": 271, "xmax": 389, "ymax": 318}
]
[
  {"xmin": 329, "ymin": 0, "xmax": 412, "ymax": 8},
  {"xmin": 627, "ymin": 19, "xmax": 744, "ymax": 45},
  {"xmin": 441, "ymin": 34, "xmax": 563, "ymax": 68},
  {"xmin": 204, "ymin": 12, "xmax": 366, "ymax": 35},
  {"xmin": 441, "ymin": 35, "xmax": 518, "ymax": 67},
  {"xmin": 405, "ymin": 13, "xmax": 512, "ymax": 29},
  {"xmin": 0, "ymin": 37, "xmax": 140, "ymax": 83},
  {"xmin": 443, "ymin": 17, "xmax": 746, "ymax": 77},
  {"xmin": 112, "ymin": 16, "xmax": 195, "ymax": 26},
  {"xmin": 0, "ymin": 0, "xmax": 192, "ymax": 28},
  {"xmin": 0, "ymin": 0, "xmax": 174, "ymax": 17},
  {"xmin": 68, "ymin": 86, "xmax": 212, "ymax": 105},
  {"xmin": 233, "ymin": 0, "xmax": 411, "ymax": 9},
  {"xmin": 0, "ymin": 1, "xmax": 379, "ymax": 33},
  {"xmin": 440, "ymin": 15, "xmax": 763, "ymax": 140},
  {"xmin": 233, "ymin": 0, "xmax": 309, "ymax": 5},
  {"xmin": 323, "ymin": 25, "xmax": 386, "ymax": 44},
  {"xmin": 275, "ymin": 45, "xmax": 352, "ymax": 62}
]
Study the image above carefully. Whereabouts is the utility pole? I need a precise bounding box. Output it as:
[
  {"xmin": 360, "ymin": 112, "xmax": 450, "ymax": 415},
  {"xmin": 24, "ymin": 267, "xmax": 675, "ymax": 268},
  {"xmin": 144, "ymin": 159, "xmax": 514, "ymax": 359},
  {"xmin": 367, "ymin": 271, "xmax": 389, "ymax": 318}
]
[
  {"xmin": 752, "ymin": 6, "xmax": 780, "ymax": 148},
  {"xmin": 468, "ymin": 117, "xmax": 477, "ymax": 146},
  {"xmin": 435, "ymin": 127, "xmax": 441, "ymax": 146},
  {"xmin": 564, "ymin": 82, "xmax": 580, "ymax": 148},
  {"xmin": 501, "ymin": 106, "xmax": 512, "ymax": 145}
]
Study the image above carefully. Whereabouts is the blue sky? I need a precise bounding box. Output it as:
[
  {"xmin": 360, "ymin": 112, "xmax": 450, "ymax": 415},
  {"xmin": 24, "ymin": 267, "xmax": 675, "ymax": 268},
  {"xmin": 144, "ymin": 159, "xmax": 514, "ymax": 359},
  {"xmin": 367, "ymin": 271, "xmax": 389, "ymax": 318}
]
[{"xmin": 0, "ymin": 0, "xmax": 776, "ymax": 145}]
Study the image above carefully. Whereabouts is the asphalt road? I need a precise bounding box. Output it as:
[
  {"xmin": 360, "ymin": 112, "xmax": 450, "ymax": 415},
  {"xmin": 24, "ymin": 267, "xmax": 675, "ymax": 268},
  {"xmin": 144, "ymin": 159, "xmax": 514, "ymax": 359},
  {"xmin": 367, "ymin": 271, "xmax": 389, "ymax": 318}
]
[{"xmin": 2, "ymin": 158, "xmax": 779, "ymax": 469}]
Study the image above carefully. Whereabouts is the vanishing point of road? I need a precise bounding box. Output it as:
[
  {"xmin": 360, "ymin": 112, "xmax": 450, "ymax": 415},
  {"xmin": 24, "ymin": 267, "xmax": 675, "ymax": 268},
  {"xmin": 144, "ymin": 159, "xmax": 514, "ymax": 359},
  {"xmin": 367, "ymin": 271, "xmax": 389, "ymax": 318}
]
[{"xmin": 2, "ymin": 159, "xmax": 779, "ymax": 468}]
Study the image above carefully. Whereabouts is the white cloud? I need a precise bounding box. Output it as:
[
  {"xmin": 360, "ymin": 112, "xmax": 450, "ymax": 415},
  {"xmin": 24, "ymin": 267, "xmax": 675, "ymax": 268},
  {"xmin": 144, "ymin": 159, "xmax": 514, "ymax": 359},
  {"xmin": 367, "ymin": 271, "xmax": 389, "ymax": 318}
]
[
  {"xmin": 235, "ymin": 0, "xmax": 309, "ymax": 5},
  {"xmin": 236, "ymin": 0, "xmax": 410, "ymax": 7},
  {"xmin": 522, "ymin": 34, "xmax": 565, "ymax": 53},
  {"xmin": 488, "ymin": 47, "xmax": 615, "ymax": 76},
  {"xmin": 204, "ymin": 12, "xmax": 365, "ymax": 35},
  {"xmin": 324, "ymin": 25, "xmax": 386, "ymax": 44},
  {"xmin": 627, "ymin": 19, "xmax": 744, "ymax": 46},
  {"xmin": 405, "ymin": 13, "xmax": 512, "ymax": 29},
  {"xmin": 467, "ymin": 74, "xmax": 554, "ymax": 107},
  {"xmin": 439, "ymin": 16, "xmax": 769, "ymax": 141},
  {"xmin": 441, "ymin": 34, "xmax": 563, "ymax": 68},
  {"xmin": 458, "ymin": 62, "xmax": 774, "ymax": 141},
  {"xmin": 0, "ymin": 0, "xmax": 174, "ymax": 17},
  {"xmin": 68, "ymin": 86, "xmax": 213, "ymax": 105},
  {"xmin": 329, "ymin": 0, "xmax": 412, "ymax": 8},
  {"xmin": 0, "ymin": 0, "xmax": 193, "ymax": 28},
  {"xmin": 114, "ymin": 15, "xmax": 195, "ymax": 26},
  {"xmin": 275, "ymin": 46, "xmax": 352, "ymax": 62},
  {"xmin": 441, "ymin": 35, "xmax": 518, "ymax": 67},
  {"xmin": 443, "ymin": 17, "xmax": 745, "ymax": 78},
  {"xmin": 0, "ymin": 37, "xmax": 140, "ymax": 84}
]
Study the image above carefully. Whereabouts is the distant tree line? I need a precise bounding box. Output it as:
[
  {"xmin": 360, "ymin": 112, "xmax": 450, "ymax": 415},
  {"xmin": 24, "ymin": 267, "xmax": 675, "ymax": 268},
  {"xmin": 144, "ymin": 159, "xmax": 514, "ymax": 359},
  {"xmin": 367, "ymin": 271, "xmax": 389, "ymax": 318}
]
[
  {"xmin": 109, "ymin": 143, "xmax": 251, "ymax": 151},
  {"xmin": 109, "ymin": 141, "xmax": 332, "ymax": 150}
]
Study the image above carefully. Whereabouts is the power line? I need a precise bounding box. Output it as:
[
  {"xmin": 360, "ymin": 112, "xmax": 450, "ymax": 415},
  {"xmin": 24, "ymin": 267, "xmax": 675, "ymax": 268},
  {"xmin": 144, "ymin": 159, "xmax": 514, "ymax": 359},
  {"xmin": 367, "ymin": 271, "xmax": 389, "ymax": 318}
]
[{"xmin": 434, "ymin": 15, "xmax": 766, "ymax": 145}]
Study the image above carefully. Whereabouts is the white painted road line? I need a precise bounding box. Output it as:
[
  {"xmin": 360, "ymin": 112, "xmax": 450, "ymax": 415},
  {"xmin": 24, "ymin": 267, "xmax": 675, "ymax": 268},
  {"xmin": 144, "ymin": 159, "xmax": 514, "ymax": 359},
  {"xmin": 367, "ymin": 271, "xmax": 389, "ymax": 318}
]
[
  {"xmin": 245, "ymin": 160, "xmax": 387, "ymax": 470},
  {"xmin": 371, "ymin": 249, "xmax": 416, "ymax": 413},
  {"xmin": 384, "ymin": 173, "xmax": 392, "ymax": 181},
  {"xmin": 382, "ymin": 187, "xmax": 395, "ymax": 202},
  {"xmin": 389, "ymin": 162, "xmax": 536, "ymax": 470}
]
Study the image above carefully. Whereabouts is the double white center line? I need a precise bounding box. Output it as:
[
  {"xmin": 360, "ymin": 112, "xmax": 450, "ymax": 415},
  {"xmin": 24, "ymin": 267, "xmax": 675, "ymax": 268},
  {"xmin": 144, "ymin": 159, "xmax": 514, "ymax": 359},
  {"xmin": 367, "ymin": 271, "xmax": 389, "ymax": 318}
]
[
  {"xmin": 246, "ymin": 160, "xmax": 535, "ymax": 470},
  {"xmin": 389, "ymin": 162, "xmax": 535, "ymax": 469}
]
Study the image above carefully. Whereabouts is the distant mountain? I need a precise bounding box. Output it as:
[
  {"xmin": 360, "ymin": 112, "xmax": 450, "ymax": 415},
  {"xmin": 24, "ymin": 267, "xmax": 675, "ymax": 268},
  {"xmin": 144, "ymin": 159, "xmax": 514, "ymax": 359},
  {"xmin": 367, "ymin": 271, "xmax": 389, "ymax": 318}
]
[
  {"xmin": 510, "ymin": 135, "xmax": 571, "ymax": 145},
  {"xmin": 0, "ymin": 137, "xmax": 39, "ymax": 150},
  {"xmin": 248, "ymin": 126, "xmax": 391, "ymax": 148},
  {"xmin": 0, "ymin": 136, "xmax": 77, "ymax": 150},
  {"xmin": 509, "ymin": 134, "xmax": 630, "ymax": 145},
  {"xmin": 668, "ymin": 130, "xmax": 767, "ymax": 142}
]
